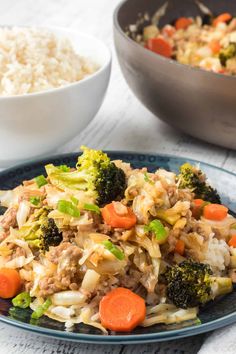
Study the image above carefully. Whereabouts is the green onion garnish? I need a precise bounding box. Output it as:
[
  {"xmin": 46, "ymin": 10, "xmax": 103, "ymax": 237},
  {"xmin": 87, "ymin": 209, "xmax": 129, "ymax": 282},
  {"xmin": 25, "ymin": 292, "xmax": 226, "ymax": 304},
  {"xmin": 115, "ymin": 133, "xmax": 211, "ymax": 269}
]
[
  {"xmin": 103, "ymin": 240, "xmax": 125, "ymax": 260},
  {"xmin": 58, "ymin": 164, "xmax": 70, "ymax": 172},
  {"xmin": 144, "ymin": 172, "xmax": 154, "ymax": 184},
  {"xmin": 71, "ymin": 196, "xmax": 79, "ymax": 206},
  {"xmin": 57, "ymin": 200, "xmax": 80, "ymax": 218},
  {"xmin": 145, "ymin": 219, "xmax": 168, "ymax": 242},
  {"xmin": 31, "ymin": 298, "xmax": 52, "ymax": 319},
  {"xmin": 84, "ymin": 203, "xmax": 100, "ymax": 214},
  {"xmin": 12, "ymin": 292, "xmax": 31, "ymax": 309},
  {"xmin": 35, "ymin": 175, "xmax": 48, "ymax": 188},
  {"xmin": 29, "ymin": 196, "xmax": 41, "ymax": 206}
]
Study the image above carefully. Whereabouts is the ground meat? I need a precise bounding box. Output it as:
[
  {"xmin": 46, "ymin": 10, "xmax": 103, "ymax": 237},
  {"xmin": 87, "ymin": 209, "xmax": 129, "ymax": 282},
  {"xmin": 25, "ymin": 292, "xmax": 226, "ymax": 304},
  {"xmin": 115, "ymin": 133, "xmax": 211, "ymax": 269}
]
[
  {"xmin": 167, "ymin": 229, "xmax": 180, "ymax": 252},
  {"xmin": 98, "ymin": 223, "xmax": 112, "ymax": 235},
  {"xmin": 0, "ymin": 207, "xmax": 17, "ymax": 231},
  {"xmin": 62, "ymin": 229, "xmax": 77, "ymax": 242},
  {"xmin": 39, "ymin": 243, "xmax": 83, "ymax": 297}
]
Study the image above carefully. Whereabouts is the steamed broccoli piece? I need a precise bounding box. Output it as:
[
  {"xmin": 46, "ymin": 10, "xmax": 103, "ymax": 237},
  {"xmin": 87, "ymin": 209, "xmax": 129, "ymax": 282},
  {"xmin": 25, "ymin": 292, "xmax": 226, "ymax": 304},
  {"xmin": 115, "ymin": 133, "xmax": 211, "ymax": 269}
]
[
  {"xmin": 164, "ymin": 260, "xmax": 232, "ymax": 309},
  {"xmin": 219, "ymin": 43, "xmax": 236, "ymax": 66},
  {"xmin": 45, "ymin": 146, "xmax": 126, "ymax": 206},
  {"xmin": 178, "ymin": 163, "xmax": 221, "ymax": 204},
  {"xmin": 20, "ymin": 208, "xmax": 62, "ymax": 252}
]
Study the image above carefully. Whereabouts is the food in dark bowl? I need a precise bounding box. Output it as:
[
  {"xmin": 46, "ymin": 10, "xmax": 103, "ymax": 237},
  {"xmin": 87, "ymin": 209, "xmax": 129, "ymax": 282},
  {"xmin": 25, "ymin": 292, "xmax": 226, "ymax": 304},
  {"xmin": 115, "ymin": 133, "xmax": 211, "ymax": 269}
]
[{"xmin": 113, "ymin": 0, "xmax": 236, "ymax": 149}]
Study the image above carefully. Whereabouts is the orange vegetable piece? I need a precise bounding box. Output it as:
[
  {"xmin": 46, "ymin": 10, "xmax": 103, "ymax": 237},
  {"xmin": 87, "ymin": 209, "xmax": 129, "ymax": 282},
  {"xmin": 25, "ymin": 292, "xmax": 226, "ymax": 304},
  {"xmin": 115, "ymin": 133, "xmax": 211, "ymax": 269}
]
[
  {"xmin": 99, "ymin": 287, "xmax": 146, "ymax": 332},
  {"xmin": 191, "ymin": 199, "xmax": 205, "ymax": 219},
  {"xmin": 213, "ymin": 13, "xmax": 232, "ymax": 27},
  {"xmin": 102, "ymin": 203, "xmax": 136, "ymax": 229},
  {"xmin": 209, "ymin": 40, "xmax": 221, "ymax": 54},
  {"xmin": 228, "ymin": 235, "xmax": 236, "ymax": 247},
  {"xmin": 147, "ymin": 37, "xmax": 172, "ymax": 58},
  {"xmin": 0, "ymin": 268, "xmax": 21, "ymax": 299},
  {"xmin": 174, "ymin": 239, "xmax": 185, "ymax": 255},
  {"xmin": 203, "ymin": 204, "xmax": 228, "ymax": 221},
  {"xmin": 175, "ymin": 17, "xmax": 193, "ymax": 30}
]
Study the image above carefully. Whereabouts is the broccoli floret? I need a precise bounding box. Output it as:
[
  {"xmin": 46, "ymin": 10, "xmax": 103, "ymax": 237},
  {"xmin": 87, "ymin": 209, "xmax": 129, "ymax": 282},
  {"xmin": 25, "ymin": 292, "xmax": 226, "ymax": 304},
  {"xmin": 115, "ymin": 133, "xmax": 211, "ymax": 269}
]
[
  {"xmin": 45, "ymin": 146, "xmax": 126, "ymax": 206},
  {"xmin": 164, "ymin": 260, "xmax": 232, "ymax": 309},
  {"xmin": 219, "ymin": 43, "xmax": 236, "ymax": 66},
  {"xmin": 178, "ymin": 163, "xmax": 221, "ymax": 204},
  {"xmin": 40, "ymin": 218, "xmax": 63, "ymax": 251},
  {"xmin": 20, "ymin": 208, "xmax": 62, "ymax": 252}
]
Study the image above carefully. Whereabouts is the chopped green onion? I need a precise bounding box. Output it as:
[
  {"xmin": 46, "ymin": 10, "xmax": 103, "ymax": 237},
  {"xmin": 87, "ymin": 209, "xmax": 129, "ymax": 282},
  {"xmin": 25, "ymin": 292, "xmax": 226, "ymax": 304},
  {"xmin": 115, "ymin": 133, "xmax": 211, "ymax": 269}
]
[
  {"xmin": 12, "ymin": 292, "xmax": 31, "ymax": 309},
  {"xmin": 195, "ymin": 317, "xmax": 202, "ymax": 325},
  {"xmin": 144, "ymin": 172, "xmax": 154, "ymax": 184},
  {"xmin": 31, "ymin": 298, "xmax": 52, "ymax": 319},
  {"xmin": 29, "ymin": 196, "xmax": 41, "ymax": 206},
  {"xmin": 35, "ymin": 175, "xmax": 48, "ymax": 188},
  {"xmin": 103, "ymin": 240, "xmax": 125, "ymax": 260},
  {"xmin": 84, "ymin": 203, "xmax": 100, "ymax": 214},
  {"xmin": 71, "ymin": 196, "xmax": 79, "ymax": 206},
  {"xmin": 58, "ymin": 164, "xmax": 70, "ymax": 172},
  {"xmin": 145, "ymin": 219, "xmax": 168, "ymax": 242},
  {"xmin": 57, "ymin": 200, "xmax": 80, "ymax": 218}
]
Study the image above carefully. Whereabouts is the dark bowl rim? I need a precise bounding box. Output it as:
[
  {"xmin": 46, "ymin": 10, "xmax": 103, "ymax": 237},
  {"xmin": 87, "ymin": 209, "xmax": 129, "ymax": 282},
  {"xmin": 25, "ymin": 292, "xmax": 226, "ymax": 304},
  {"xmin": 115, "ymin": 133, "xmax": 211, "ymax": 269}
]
[{"xmin": 113, "ymin": 0, "xmax": 236, "ymax": 82}]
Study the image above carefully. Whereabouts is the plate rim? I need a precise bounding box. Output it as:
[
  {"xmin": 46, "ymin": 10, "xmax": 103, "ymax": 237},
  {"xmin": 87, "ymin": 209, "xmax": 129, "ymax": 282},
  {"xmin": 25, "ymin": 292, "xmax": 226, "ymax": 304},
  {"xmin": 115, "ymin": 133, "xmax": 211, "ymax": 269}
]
[{"xmin": 1, "ymin": 150, "xmax": 236, "ymax": 344}]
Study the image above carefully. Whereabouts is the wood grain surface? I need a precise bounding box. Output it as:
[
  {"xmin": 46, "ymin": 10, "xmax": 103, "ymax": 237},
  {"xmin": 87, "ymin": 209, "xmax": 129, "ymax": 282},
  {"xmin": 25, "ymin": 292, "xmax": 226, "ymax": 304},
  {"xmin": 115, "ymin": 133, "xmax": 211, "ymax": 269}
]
[{"xmin": 0, "ymin": 0, "xmax": 235, "ymax": 353}]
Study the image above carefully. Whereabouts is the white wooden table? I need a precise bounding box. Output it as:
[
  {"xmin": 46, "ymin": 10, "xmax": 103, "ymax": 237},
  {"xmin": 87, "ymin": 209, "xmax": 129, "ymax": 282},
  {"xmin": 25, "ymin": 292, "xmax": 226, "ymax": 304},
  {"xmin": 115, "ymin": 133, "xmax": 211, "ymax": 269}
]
[{"xmin": 1, "ymin": 0, "xmax": 236, "ymax": 352}]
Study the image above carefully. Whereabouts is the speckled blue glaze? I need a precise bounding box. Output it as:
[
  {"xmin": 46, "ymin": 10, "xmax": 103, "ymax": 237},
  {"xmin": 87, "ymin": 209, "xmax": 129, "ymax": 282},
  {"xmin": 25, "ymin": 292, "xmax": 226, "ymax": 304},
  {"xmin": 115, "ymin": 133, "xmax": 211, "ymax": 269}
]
[{"xmin": 0, "ymin": 151, "xmax": 236, "ymax": 344}]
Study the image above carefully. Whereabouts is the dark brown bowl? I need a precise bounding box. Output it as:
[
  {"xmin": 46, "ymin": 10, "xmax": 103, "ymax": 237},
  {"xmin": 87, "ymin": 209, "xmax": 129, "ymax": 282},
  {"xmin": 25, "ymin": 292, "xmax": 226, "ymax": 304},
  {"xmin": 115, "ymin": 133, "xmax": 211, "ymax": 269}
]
[{"xmin": 113, "ymin": 0, "xmax": 236, "ymax": 149}]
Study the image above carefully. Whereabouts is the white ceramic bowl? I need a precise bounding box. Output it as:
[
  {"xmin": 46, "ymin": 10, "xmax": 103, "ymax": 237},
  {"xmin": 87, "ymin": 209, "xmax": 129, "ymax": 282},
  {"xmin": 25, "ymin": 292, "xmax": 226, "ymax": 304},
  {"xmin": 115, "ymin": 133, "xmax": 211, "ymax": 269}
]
[{"xmin": 0, "ymin": 26, "xmax": 111, "ymax": 166}]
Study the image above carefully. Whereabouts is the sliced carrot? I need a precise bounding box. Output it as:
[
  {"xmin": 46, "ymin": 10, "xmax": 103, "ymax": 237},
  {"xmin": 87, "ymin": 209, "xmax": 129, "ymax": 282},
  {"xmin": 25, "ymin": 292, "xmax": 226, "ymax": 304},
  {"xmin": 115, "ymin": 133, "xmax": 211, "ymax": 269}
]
[
  {"xmin": 213, "ymin": 13, "xmax": 232, "ymax": 27},
  {"xmin": 203, "ymin": 204, "xmax": 228, "ymax": 221},
  {"xmin": 175, "ymin": 17, "xmax": 193, "ymax": 30},
  {"xmin": 228, "ymin": 235, "xmax": 236, "ymax": 247},
  {"xmin": 147, "ymin": 37, "xmax": 172, "ymax": 58},
  {"xmin": 162, "ymin": 25, "xmax": 175, "ymax": 37},
  {"xmin": 191, "ymin": 199, "xmax": 205, "ymax": 219},
  {"xmin": 102, "ymin": 203, "xmax": 136, "ymax": 229},
  {"xmin": 174, "ymin": 239, "xmax": 185, "ymax": 255},
  {"xmin": 0, "ymin": 268, "xmax": 21, "ymax": 299},
  {"xmin": 209, "ymin": 40, "xmax": 221, "ymax": 54},
  {"xmin": 99, "ymin": 287, "xmax": 146, "ymax": 332}
]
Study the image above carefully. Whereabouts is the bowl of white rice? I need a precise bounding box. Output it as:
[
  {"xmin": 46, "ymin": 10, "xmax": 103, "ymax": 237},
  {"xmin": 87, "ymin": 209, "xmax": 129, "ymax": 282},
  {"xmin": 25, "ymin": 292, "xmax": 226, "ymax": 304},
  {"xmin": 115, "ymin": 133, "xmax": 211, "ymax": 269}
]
[{"xmin": 0, "ymin": 26, "xmax": 111, "ymax": 166}]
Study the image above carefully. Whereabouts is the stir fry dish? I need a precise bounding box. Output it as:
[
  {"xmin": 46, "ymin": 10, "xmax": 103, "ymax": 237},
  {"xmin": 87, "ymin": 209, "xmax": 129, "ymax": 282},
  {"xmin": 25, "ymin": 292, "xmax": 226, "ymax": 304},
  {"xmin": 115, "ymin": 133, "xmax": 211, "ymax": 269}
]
[
  {"xmin": 0, "ymin": 147, "xmax": 235, "ymax": 333},
  {"xmin": 131, "ymin": 9, "xmax": 236, "ymax": 75}
]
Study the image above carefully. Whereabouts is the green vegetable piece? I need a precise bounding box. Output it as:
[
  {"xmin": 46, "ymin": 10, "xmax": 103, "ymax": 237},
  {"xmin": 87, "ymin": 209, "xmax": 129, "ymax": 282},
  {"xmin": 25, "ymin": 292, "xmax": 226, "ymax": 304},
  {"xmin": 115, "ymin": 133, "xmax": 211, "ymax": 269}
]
[
  {"xmin": 35, "ymin": 175, "xmax": 48, "ymax": 188},
  {"xmin": 144, "ymin": 172, "xmax": 154, "ymax": 184},
  {"xmin": 164, "ymin": 260, "xmax": 232, "ymax": 309},
  {"xmin": 57, "ymin": 200, "xmax": 80, "ymax": 217},
  {"xmin": 29, "ymin": 196, "xmax": 41, "ymax": 206},
  {"xmin": 71, "ymin": 196, "xmax": 79, "ymax": 206},
  {"xmin": 219, "ymin": 43, "xmax": 236, "ymax": 66},
  {"xmin": 31, "ymin": 298, "xmax": 52, "ymax": 319},
  {"xmin": 45, "ymin": 146, "xmax": 126, "ymax": 206},
  {"xmin": 84, "ymin": 203, "xmax": 100, "ymax": 214},
  {"xmin": 12, "ymin": 292, "xmax": 31, "ymax": 309},
  {"xmin": 178, "ymin": 163, "xmax": 221, "ymax": 204},
  {"xmin": 145, "ymin": 219, "xmax": 168, "ymax": 243},
  {"xmin": 103, "ymin": 240, "xmax": 125, "ymax": 260},
  {"xmin": 58, "ymin": 164, "xmax": 70, "ymax": 172}
]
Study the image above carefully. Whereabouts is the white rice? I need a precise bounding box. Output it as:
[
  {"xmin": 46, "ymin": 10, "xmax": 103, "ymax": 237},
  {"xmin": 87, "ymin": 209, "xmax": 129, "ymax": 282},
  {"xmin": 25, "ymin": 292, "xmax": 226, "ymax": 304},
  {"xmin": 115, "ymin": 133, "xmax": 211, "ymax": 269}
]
[
  {"xmin": 0, "ymin": 27, "xmax": 98, "ymax": 96},
  {"xmin": 203, "ymin": 234, "xmax": 230, "ymax": 275}
]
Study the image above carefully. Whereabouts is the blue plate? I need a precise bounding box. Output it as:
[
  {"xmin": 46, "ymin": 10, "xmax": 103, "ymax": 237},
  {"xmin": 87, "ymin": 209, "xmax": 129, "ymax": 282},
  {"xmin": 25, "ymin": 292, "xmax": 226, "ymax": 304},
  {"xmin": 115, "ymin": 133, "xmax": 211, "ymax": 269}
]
[{"xmin": 0, "ymin": 151, "xmax": 236, "ymax": 344}]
